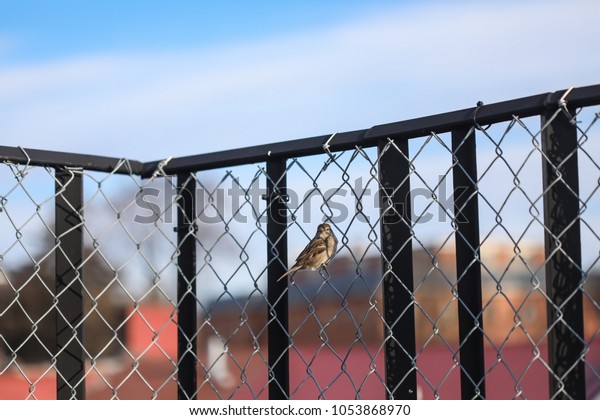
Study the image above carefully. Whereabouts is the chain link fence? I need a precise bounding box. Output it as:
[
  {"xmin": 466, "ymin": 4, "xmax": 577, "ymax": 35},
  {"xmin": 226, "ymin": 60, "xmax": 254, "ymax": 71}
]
[{"xmin": 0, "ymin": 86, "xmax": 599, "ymax": 399}]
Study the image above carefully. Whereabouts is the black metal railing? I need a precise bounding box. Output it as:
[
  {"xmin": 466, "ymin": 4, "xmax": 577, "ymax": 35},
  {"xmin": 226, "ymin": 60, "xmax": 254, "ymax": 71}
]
[{"xmin": 1, "ymin": 84, "xmax": 599, "ymax": 399}]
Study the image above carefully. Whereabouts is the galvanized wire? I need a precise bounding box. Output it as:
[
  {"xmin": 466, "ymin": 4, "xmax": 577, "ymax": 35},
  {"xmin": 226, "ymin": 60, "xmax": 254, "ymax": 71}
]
[{"xmin": 0, "ymin": 107, "xmax": 599, "ymax": 400}]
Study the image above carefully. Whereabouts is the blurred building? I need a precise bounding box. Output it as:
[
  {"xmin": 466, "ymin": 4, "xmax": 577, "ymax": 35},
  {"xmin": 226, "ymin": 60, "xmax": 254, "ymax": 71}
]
[{"xmin": 1, "ymin": 241, "xmax": 599, "ymax": 399}]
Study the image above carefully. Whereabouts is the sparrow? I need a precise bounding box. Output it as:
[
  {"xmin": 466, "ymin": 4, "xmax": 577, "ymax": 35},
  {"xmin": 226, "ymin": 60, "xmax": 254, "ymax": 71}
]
[{"xmin": 277, "ymin": 223, "xmax": 338, "ymax": 282}]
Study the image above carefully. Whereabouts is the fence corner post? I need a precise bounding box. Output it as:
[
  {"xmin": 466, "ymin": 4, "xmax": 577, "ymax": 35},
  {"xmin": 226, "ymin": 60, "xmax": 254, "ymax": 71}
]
[
  {"xmin": 266, "ymin": 157, "xmax": 290, "ymax": 400},
  {"xmin": 451, "ymin": 127, "xmax": 486, "ymax": 399},
  {"xmin": 541, "ymin": 102, "xmax": 586, "ymax": 399},
  {"xmin": 176, "ymin": 172, "xmax": 198, "ymax": 400},
  {"xmin": 378, "ymin": 138, "xmax": 418, "ymax": 399},
  {"xmin": 55, "ymin": 168, "xmax": 86, "ymax": 400}
]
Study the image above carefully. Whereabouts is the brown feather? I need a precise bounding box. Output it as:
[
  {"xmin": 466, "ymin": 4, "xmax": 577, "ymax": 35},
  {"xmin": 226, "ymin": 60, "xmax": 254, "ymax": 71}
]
[{"xmin": 276, "ymin": 223, "xmax": 337, "ymax": 282}]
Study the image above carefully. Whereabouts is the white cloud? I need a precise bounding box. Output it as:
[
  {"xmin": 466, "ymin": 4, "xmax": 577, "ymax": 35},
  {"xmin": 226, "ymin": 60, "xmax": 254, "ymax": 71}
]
[{"xmin": 0, "ymin": 0, "xmax": 598, "ymax": 160}]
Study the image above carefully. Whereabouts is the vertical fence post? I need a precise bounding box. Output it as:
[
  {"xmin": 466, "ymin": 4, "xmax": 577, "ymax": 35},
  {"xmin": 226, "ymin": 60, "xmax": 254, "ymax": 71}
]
[
  {"xmin": 266, "ymin": 157, "xmax": 290, "ymax": 399},
  {"xmin": 541, "ymin": 103, "xmax": 586, "ymax": 399},
  {"xmin": 55, "ymin": 168, "xmax": 85, "ymax": 400},
  {"xmin": 378, "ymin": 138, "xmax": 417, "ymax": 399},
  {"xmin": 451, "ymin": 127, "xmax": 486, "ymax": 399},
  {"xmin": 176, "ymin": 173, "xmax": 197, "ymax": 400}
]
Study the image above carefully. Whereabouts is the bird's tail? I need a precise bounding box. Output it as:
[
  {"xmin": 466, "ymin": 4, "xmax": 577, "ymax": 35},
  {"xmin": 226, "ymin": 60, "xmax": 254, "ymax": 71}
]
[{"xmin": 276, "ymin": 265, "xmax": 300, "ymax": 282}]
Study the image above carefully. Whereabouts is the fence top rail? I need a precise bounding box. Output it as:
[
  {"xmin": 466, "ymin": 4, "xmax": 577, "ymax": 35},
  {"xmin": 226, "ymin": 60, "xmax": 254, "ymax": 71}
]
[
  {"xmin": 142, "ymin": 84, "xmax": 600, "ymax": 176},
  {"xmin": 0, "ymin": 146, "xmax": 144, "ymax": 175},
  {"xmin": 1, "ymin": 84, "xmax": 599, "ymax": 177}
]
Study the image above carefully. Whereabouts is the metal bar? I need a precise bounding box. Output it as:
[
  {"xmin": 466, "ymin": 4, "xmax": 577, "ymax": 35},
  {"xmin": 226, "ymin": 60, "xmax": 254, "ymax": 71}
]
[
  {"xmin": 0, "ymin": 85, "xmax": 598, "ymax": 178},
  {"xmin": 176, "ymin": 173, "xmax": 198, "ymax": 400},
  {"xmin": 141, "ymin": 92, "xmax": 550, "ymax": 175},
  {"xmin": 549, "ymin": 84, "xmax": 600, "ymax": 109},
  {"xmin": 0, "ymin": 146, "xmax": 143, "ymax": 175},
  {"xmin": 378, "ymin": 138, "xmax": 417, "ymax": 399},
  {"xmin": 541, "ymin": 105, "xmax": 586, "ymax": 399},
  {"xmin": 55, "ymin": 168, "xmax": 85, "ymax": 400},
  {"xmin": 451, "ymin": 127, "xmax": 486, "ymax": 399},
  {"xmin": 141, "ymin": 130, "xmax": 367, "ymax": 176},
  {"xmin": 266, "ymin": 157, "xmax": 290, "ymax": 399},
  {"xmin": 141, "ymin": 84, "xmax": 600, "ymax": 176}
]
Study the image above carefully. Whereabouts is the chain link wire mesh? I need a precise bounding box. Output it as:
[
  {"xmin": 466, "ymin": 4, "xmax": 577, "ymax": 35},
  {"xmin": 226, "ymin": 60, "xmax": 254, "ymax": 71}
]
[{"xmin": 0, "ymin": 102, "xmax": 599, "ymax": 399}]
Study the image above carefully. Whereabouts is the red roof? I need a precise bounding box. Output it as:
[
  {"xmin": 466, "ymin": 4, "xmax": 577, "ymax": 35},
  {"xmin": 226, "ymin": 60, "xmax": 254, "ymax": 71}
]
[{"xmin": 2, "ymin": 304, "xmax": 599, "ymax": 399}]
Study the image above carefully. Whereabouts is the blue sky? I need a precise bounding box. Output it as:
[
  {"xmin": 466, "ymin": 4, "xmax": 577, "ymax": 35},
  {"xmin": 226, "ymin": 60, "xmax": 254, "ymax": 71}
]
[
  {"xmin": 1, "ymin": 0, "xmax": 599, "ymax": 161},
  {"xmin": 1, "ymin": 0, "xmax": 600, "ymax": 298},
  {"xmin": 1, "ymin": 1, "xmax": 401, "ymax": 62}
]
